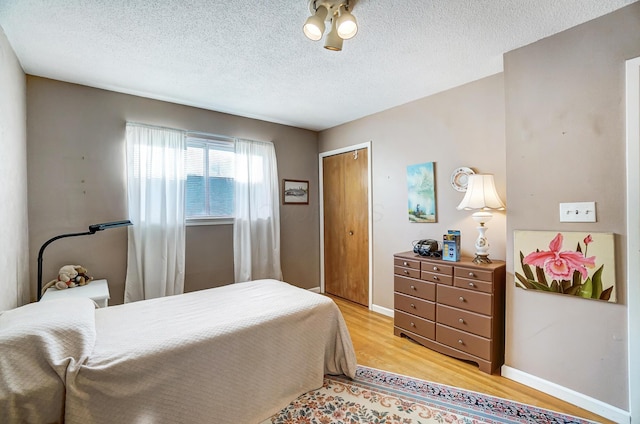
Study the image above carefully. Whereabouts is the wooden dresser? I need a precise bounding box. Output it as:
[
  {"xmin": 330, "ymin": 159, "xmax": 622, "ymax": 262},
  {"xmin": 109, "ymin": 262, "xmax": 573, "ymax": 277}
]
[{"xmin": 393, "ymin": 251, "xmax": 506, "ymax": 374}]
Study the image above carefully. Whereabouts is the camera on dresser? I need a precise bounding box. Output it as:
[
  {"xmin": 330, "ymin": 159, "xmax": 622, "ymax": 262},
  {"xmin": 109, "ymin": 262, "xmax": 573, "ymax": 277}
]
[{"xmin": 393, "ymin": 251, "xmax": 506, "ymax": 374}]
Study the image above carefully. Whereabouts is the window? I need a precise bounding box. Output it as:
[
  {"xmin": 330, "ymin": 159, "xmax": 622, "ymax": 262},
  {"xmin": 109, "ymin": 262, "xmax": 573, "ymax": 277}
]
[{"xmin": 185, "ymin": 134, "xmax": 235, "ymax": 220}]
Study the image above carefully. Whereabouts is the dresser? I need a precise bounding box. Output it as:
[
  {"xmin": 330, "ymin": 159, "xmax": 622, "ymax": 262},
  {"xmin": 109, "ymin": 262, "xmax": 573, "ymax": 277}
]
[{"xmin": 393, "ymin": 251, "xmax": 506, "ymax": 374}]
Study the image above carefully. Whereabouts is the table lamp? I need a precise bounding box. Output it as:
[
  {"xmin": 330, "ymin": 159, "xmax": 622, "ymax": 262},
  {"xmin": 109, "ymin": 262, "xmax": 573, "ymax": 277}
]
[{"xmin": 456, "ymin": 174, "xmax": 505, "ymax": 264}]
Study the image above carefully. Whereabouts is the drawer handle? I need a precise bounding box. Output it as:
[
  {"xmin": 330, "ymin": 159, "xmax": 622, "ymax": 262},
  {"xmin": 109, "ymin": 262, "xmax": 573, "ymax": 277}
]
[
  {"xmin": 410, "ymin": 303, "xmax": 416, "ymax": 309},
  {"xmin": 459, "ymin": 296, "xmax": 465, "ymax": 302},
  {"xmin": 468, "ymin": 282, "xmax": 475, "ymax": 288},
  {"xmin": 433, "ymin": 266, "xmax": 438, "ymax": 271},
  {"xmin": 458, "ymin": 318, "xmax": 465, "ymax": 324},
  {"xmin": 458, "ymin": 339, "xmax": 464, "ymax": 345},
  {"xmin": 410, "ymin": 285, "xmax": 416, "ymax": 290},
  {"xmin": 404, "ymin": 270, "xmax": 409, "ymax": 275},
  {"xmin": 468, "ymin": 272, "xmax": 476, "ymax": 277},
  {"xmin": 403, "ymin": 261, "xmax": 408, "ymax": 266},
  {"xmin": 410, "ymin": 322, "xmax": 416, "ymax": 327},
  {"xmin": 433, "ymin": 276, "xmax": 439, "ymax": 281}
]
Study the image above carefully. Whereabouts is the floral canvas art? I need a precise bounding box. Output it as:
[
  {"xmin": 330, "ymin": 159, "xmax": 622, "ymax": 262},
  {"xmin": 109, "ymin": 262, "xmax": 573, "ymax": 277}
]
[
  {"xmin": 407, "ymin": 162, "xmax": 436, "ymax": 223},
  {"xmin": 514, "ymin": 230, "xmax": 616, "ymax": 303}
]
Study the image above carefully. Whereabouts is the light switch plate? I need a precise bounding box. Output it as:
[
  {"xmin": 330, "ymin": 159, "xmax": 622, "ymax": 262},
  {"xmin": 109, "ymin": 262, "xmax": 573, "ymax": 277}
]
[{"xmin": 559, "ymin": 202, "xmax": 596, "ymax": 222}]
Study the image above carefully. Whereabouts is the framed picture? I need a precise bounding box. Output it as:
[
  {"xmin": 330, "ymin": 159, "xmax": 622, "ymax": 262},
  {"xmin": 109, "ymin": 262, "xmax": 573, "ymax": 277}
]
[
  {"xmin": 514, "ymin": 230, "xmax": 616, "ymax": 303},
  {"xmin": 407, "ymin": 162, "xmax": 436, "ymax": 222},
  {"xmin": 282, "ymin": 179, "xmax": 309, "ymax": 205}
]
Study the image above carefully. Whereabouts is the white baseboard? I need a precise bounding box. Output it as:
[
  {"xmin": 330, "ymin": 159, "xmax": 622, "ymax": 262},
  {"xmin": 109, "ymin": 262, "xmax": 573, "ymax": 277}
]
[
  {"xmin": 371, "ymin": 303, "xmax": 393, "ymax": 317},
  {"xmin": 312, "ymin": 291, "xmax": 394, "ymax": 318},
  {"xmin": 501, "ymin": 365, "xmax": 630, "ymax": 424}
]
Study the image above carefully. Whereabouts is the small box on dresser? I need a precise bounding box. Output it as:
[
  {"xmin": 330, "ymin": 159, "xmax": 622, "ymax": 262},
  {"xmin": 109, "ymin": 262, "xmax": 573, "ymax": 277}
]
[{"xmin": 393, "ymin": 252, "xmax": 506, "ymax": 374}]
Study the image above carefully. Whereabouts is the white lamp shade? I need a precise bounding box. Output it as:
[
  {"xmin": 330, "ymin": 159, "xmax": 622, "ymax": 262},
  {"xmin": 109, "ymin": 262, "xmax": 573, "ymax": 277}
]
[
  {"xmin": 324, "ymin": 17, "xmax": 343, "ymax": 51},
  {"xmin": 456, "ymin": 174, "xmax": 505, "ymax": 211},
  {"xmin": 303, "ymin": 6, "xmax": 328, "ymax": 41},
  {"xmin": 336, "ymin": 8, "xmax": 358, "ymax": 39}
]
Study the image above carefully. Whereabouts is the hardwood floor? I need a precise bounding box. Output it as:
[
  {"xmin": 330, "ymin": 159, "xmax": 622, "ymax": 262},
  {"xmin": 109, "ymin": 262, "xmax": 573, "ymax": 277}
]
[{"xmin": 329, "ymin": 294, "xmax": 611, "ymax": 424}]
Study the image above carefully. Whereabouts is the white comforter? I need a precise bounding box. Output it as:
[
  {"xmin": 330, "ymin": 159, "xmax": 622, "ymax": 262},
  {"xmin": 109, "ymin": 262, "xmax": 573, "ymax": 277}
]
[
  {"xmin": 0, "ymin": 298, "xmax": 97, "ymax": 423},
  {"xmin": 1, "ymin": 279, "xmax": 356, "ymax": 424}
]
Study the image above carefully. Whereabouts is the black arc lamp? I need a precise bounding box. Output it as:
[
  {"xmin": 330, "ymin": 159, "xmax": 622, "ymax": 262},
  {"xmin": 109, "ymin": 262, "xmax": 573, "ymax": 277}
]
[{"xmin": 37, "ymin": 220, "xmax": 132, "ymax": 300}]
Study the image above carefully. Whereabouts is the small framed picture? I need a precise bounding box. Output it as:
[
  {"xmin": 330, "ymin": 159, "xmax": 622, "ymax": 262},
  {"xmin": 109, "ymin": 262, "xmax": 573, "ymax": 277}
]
[{"xmin": 283, "ymin": 179, "xmax": 309, "ymax": 205}]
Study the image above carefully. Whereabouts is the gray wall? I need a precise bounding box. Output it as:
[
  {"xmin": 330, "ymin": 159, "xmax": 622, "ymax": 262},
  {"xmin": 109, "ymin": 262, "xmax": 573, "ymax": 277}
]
[
  {"xmin": 504, "ymin": 3, "xmax": 640, "ymax": 410},
  {"xmin": 319, "ymin": 73, "xmax": 507, "ymax": 310},
  {"xmin": 0, "ymin": 26, "xmax": 29, "ymax": 310},
  {"xmin": 26, "ymin": 77, "xmax": 320, "ymax": 304},
  {"xmin": 319, "ymin": 2, "xmax": 638, "ymax": 412}
]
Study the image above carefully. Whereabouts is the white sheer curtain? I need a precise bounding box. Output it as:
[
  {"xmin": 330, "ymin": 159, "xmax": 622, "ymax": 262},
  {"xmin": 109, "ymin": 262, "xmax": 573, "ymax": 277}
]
[
  {"xmin": 233, "ymin": 138, "xmax": 283, "ymax": 282},
  {"xmin": 124, "ymin": 123, "xmax": 186, "ymax": 302}
]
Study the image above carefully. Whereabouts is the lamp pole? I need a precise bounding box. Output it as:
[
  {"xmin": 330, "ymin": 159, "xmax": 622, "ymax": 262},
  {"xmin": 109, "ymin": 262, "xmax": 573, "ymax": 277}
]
[
  {"xmin": 36, "ymin": 220, "xmax": 132, "ymax": 301},
  {"xmin": 37, "ymin": 231, "xmax": 93, "ymax": 301}
]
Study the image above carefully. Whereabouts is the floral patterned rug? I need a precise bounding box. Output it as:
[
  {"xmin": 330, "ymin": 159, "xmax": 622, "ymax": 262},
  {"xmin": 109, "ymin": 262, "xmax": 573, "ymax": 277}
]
[{"xmin": 264, "ymin": 366, "xmax": 599, "ymax": 424}]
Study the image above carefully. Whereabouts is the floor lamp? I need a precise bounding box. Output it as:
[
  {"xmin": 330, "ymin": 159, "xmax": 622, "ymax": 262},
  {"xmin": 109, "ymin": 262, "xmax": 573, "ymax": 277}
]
[
  {"xmin": 37, "ymin": 220, "xmax": 132, "ymax": 300},
  {"xmin": 456, "ymin": 174, "xmax": 505, "ymax": 264}
]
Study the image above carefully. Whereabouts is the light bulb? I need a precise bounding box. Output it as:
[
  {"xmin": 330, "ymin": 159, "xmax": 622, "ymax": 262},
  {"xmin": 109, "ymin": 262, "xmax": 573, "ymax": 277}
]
[
  {"xmin": 336, "ymin": 7, "xmax": 357, "ymax": 40},
  {"xmin": 303, "ymin": 5, "xmax": 328, "ymax": 41}
]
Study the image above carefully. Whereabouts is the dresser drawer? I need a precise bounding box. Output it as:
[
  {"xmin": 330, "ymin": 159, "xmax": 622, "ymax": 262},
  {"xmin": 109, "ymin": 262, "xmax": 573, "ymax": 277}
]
[
  {"xmin": 394, "ymin": 265, "xmax": 420, "ymax": 279},
  {"xmin": 394, "ymin": 275, "xmax": 435, "ymax": 301},
  {"xmin": 394, "ymin": 256, "xmax": 421, "ymax": 270},
  {"xmin": 454, "ymin": 267, "xmax": 493, "ymax": 294},
  {"xmin": 437, "ymin": 285, "xmax": 492, "ymax": 315},
  {"xmin": 421, "ymin": 261, "xmax": 453, "ymax": 276},
  {"xmin": 455, "ymin": 266, "xmax": 493, "ymax": 282},
  {"xmin": 395, "ymin": 310, "xmax": 435, "ymax": 340},
  {"xmin": 395, "ymin": 293, "xmax": 435, "ymax": 321},
  {"xmin": 422, "ymin": 270, "xmax": 453, "ymax": 285},
  {"xmin": 437, "ymin": 304, "xmax": 492, "ymax": 338},
  {"xmin": 454, "ymin": 277, "xmax": 492, "ymax": 294},
  {"xmin": 436, "ymin": 324, "xmax": 490, "ymax": 360}
]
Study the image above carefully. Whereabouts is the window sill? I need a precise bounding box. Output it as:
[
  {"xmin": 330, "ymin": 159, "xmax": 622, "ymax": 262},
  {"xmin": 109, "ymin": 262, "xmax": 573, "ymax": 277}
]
[{"xmin": 186, "ymin": 217, "xmax": 234, "ymax": 226}]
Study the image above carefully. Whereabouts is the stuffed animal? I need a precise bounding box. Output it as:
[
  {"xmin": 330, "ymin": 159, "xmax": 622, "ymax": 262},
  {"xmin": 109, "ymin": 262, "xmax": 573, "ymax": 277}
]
[
  {"xmin": 73, "ymin": 265, "xmax": 93, "ymax": 286},
  {"xmin": 42, "ymin": 265, "xmax": 94, "ymax": 293},
  {"xmin": 56, "ymin": 264, "xmax": 79, "ymax": 289}
]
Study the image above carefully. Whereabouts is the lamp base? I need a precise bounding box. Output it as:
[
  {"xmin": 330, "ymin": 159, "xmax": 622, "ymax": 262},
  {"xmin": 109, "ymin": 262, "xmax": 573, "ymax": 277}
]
[
  {"xmin": 473, "ymin": 254, "xmax": 492, "ymax": 264},
  {"xmin": 472, "ymin": 219, "xmax": 492, "ymax": 265}
]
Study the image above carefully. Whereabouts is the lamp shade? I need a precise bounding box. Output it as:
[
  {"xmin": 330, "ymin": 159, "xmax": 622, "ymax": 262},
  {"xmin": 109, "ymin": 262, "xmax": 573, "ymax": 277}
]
[
  {"xmin": 336, "ymin": 7, "xmax": 358, "ymax": 39},
  {"xmin": 324, "ymin": 17, "xmax": 343, "ymax": 51},
  {"xmin": 303, "ymin": 5, "xmax": 328, "ymax": 41},
  {"xmin": 456, "ymin": 174, "xmax": 505, "ymax": 211}
]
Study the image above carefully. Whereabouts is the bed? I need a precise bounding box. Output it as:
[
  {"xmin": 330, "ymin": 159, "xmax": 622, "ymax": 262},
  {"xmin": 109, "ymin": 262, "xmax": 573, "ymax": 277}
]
[{"xmin": 0, "ymin": 279, "xmax": 357, "ymax": 424}]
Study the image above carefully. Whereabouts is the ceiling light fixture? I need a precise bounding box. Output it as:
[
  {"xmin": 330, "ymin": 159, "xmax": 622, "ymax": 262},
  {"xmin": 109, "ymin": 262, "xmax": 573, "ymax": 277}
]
[{"xmin": 303, "ymin": 0, "xmax": 358, "ymax": 51}]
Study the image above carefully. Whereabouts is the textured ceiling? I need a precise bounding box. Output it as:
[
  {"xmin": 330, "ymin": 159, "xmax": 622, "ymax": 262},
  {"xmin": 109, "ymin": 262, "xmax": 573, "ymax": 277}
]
[{"xmin": 0, "ymin": 0, "xmax": 636, "ymax": 131}]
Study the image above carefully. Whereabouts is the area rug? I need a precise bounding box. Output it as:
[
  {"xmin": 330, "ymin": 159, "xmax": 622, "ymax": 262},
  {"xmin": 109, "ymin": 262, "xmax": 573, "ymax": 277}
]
[{"xmin": 264, "ymin": 365, "xmax": 599, "ymax": 424}]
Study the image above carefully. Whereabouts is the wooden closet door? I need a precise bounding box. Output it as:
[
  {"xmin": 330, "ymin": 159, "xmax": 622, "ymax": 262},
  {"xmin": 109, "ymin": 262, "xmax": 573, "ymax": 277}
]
[{"xmin": 323, "ymin": 149, "xmax": 369, "ymax": 306}]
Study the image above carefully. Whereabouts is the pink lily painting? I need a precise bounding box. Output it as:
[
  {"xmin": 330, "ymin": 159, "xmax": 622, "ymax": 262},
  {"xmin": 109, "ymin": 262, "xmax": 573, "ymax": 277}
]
[{"xmin": 514, "ymin": 231, "xmax": 616, "ymax": 303}]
